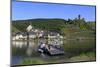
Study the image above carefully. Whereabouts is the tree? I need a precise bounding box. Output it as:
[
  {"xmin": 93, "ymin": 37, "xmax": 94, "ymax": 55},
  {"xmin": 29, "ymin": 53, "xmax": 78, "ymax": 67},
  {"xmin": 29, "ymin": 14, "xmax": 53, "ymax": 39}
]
[{"xmin": 67, "ymin": 18, "xmax": 73, "ymax": 24}]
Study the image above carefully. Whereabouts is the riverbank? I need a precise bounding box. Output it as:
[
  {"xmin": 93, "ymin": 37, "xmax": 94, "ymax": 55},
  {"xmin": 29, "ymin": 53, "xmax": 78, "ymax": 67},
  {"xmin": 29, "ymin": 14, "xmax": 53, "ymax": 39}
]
[{"xmin": 17, "ymin": 51, "xmax": 95, "ymax": 66}]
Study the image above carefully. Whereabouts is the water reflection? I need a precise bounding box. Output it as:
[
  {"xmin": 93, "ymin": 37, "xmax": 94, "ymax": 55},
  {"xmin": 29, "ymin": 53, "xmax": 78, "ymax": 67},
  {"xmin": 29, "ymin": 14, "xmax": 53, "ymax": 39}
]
[
  {"xmin": 48, "ymin": 38, "xmax": 63, "ymax": 45},
  {"xmin": 12, "ymin": 40, "xmax": 36, "ymax": 56},
  {"xmin": 12, "ymin": 40, "xmax": 35, "ymax": 47},
  {"xmin": 12, "ymin": 38, "xmax": 64, "ymax": 56},
  {"xmin": 26, "ymin": 41, "xmax": 34, "ymax": 56},
  {"xmin": 12, "ymin": 39, "xmax": 96, "ymax": 65},
  {"xmin": 12, "ymin": 41, "xmax": 28, "ymax": 48}
]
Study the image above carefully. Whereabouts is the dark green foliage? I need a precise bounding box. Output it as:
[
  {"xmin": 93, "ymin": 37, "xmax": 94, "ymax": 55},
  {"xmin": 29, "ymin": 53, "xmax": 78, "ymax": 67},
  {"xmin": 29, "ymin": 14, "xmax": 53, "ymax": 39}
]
[
  {"xmin": 12, "ymin": 19, "xmax": 66, "ymax": 32},
  {"xmin": 66, "ymin": 19, "xmax": 73, "ymax": 24},
  {"xmin": 12, "ymin": 17, "xmax": 96, "ymax": 32},
  {"xmin": 86, "ymin": 22, "xmax": 96, "ymax": 31}
]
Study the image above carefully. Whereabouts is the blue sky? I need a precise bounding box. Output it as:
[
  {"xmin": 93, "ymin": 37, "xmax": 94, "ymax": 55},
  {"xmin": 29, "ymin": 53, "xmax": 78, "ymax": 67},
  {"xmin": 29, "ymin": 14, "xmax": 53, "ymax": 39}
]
[{"xmin": 12, "ymin": 1, "xmax": 96, "ymax": 21}]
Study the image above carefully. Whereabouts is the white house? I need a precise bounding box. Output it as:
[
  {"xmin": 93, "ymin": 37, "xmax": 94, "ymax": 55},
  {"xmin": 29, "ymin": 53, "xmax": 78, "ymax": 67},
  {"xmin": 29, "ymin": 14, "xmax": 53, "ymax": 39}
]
[
  {"xmin": 38, "ymin": 31, "xmax": 44, "ymax": 38},
  {"xmin": 48, "ymin": 32, "xmax": 60, "ymax": 39},
  {"xmin": 28, "ymin": 32, "xmax": 37, "ymax": 39},
  {"xmin": 12, "ymin": 32, "xmax": 24, "ymax": 40},
  {"xmin": 16, "ymin": 33, "xmax": 24, "ymax": 40}
]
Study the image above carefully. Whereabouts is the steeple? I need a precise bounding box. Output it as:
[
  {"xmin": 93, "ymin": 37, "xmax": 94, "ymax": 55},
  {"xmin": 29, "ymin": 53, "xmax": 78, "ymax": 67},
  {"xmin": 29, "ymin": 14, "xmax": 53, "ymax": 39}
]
[
  {"xmin": 78, "ymin": 14, "xmax": 81, "ymax": 20},
  {"xmin": 26, "ymin": 24, "xmax": 33, "ymax": 32}
]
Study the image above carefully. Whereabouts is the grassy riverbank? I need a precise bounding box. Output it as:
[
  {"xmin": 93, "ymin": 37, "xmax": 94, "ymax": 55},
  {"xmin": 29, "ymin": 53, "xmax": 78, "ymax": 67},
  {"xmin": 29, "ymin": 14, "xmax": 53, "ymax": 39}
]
[{"xmin": 20, "ymin": 51, "xmax": 95, "ymax": 65}]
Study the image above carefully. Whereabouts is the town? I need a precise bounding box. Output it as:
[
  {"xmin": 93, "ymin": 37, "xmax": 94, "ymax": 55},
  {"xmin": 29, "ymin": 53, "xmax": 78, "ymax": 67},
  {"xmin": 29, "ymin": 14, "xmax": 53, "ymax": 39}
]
[
  {"xmin": 12, "ymin": 24, "xmax": 65, "ymax": 56},
  {"xmin": 12, "ymin": 24, "xmax": 64, "ymax": 41}
]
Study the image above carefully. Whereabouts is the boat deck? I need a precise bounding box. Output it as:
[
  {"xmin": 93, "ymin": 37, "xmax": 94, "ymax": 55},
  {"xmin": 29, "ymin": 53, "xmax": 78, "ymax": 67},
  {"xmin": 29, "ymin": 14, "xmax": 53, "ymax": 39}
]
[{"xmin": 38, "ymin": 44, "xmax": 64, "ymax": 56}]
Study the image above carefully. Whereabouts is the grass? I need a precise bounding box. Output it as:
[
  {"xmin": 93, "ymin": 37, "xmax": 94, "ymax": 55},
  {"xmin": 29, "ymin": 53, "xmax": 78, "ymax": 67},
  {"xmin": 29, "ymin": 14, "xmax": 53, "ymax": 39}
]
[
  {"xmin": 20, "ymin": 51, "xmax": 96, "ymax": 65},
  {"xmin": 21, "ymin": 58, "xmax": 47, "ymax": 65},
  {"xmin": 63, "ymin": 39, "xmax": 96, "ymax": 57},
  {"xmin": 70, "ymin": 52, "xmax": 96, "ymax": 62},
  {"xmin": 62, "ymin": 25, "xmax": 95, "ymax": 39},
  {"xmin": 12, "ymin": 26, "xmax": 20, "ymax": 32}
]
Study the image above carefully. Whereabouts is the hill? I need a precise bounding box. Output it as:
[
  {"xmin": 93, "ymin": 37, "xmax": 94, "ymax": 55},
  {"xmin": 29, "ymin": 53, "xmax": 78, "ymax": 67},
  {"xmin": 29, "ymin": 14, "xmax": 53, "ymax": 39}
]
[
  {"xmin": 12, "ymin": 18, "xmax": 67, "ymax": 32},
  {"xmin": 12, "ymin": 18, "xmax": 96, "ymax": 36},
  {"xmin": 12, "ymin": 25, "xmax": 20, "ymax": 32}
]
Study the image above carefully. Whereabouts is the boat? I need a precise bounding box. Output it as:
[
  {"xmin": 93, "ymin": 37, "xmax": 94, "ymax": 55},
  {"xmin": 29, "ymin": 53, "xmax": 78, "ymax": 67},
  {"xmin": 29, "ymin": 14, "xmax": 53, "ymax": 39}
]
[{"xmin": 37, "ymin": 44, "xmax": 64, "ymax": 56}]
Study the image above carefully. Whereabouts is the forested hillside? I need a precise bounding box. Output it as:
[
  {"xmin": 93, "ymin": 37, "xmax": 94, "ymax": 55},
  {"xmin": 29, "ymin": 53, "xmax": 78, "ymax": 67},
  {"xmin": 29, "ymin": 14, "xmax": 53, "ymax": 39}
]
[
  {"xmin": 12, "ymin": 19, "xmax": 66, "ymax": 32},
  {"xmin": 12, "ymin": 18, "xmax": 96, "ymax": 33}
]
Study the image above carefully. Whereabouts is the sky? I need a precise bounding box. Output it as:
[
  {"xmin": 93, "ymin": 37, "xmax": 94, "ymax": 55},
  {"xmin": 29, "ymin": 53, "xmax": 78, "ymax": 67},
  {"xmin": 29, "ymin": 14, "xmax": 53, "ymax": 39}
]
[{"xmin": 12, "ymin": 1, "xmax": 96, "ymax": 21}]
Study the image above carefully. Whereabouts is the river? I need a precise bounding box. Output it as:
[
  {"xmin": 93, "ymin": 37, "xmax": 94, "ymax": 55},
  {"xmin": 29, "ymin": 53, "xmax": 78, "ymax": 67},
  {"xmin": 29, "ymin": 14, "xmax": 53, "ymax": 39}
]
[{"xmin": 11, "ymin": 38, "xmax": 96, "ymax": 66}]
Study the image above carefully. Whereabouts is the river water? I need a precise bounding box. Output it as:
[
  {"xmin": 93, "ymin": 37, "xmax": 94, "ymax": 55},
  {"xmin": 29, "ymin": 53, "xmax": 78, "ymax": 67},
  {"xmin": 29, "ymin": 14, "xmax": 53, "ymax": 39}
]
[{"xmin": 11, "ymin": 39, "xmax": 96, "ymax": 65}]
